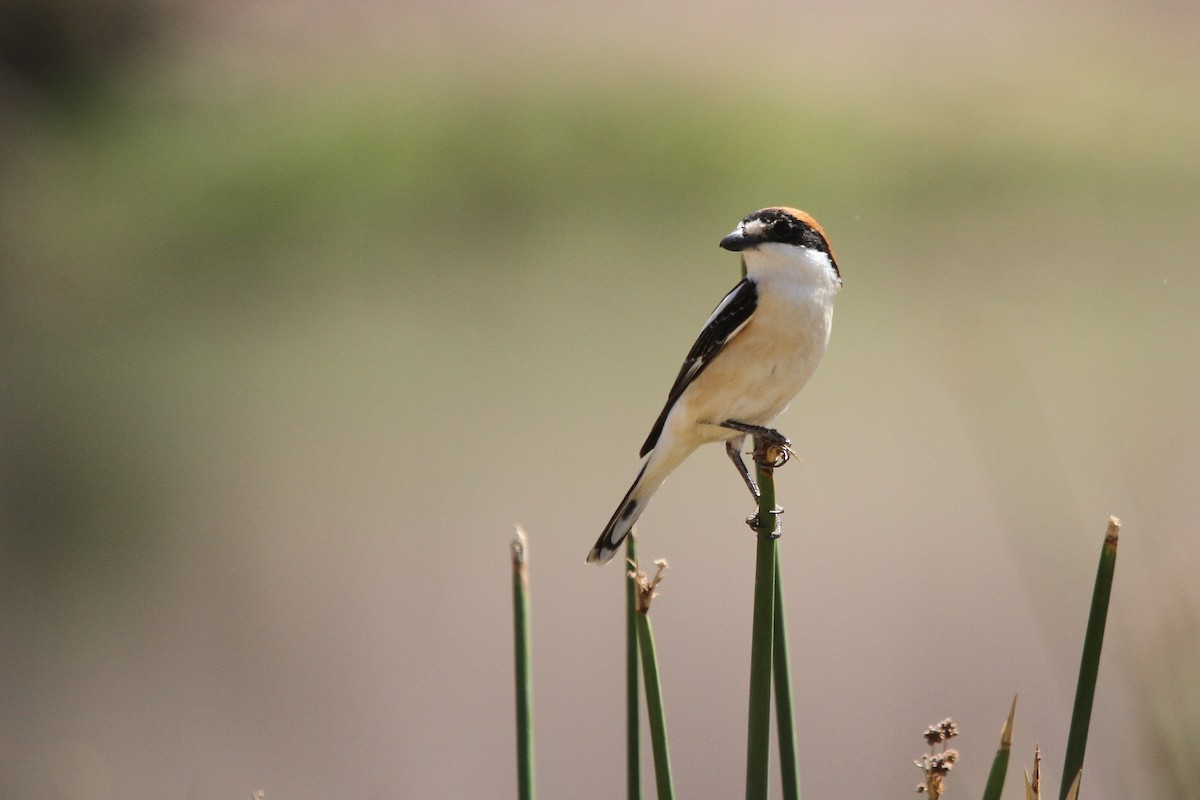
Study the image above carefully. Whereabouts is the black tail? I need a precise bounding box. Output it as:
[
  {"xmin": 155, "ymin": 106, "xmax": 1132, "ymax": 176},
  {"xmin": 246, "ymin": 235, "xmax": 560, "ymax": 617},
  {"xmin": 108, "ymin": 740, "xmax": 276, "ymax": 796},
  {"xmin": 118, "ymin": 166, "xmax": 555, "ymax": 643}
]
[{"xmin": 587, "ymin": 464, "xmax": 648, "ymax": 564}]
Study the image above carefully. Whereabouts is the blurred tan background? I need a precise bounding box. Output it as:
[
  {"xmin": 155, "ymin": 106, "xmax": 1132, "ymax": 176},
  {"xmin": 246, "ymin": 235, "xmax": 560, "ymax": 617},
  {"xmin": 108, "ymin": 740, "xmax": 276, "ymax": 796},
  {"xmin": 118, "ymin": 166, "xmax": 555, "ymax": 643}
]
[{"xmin": 2, "ymin": 0, "xmax": 1198, "ymax": 797}]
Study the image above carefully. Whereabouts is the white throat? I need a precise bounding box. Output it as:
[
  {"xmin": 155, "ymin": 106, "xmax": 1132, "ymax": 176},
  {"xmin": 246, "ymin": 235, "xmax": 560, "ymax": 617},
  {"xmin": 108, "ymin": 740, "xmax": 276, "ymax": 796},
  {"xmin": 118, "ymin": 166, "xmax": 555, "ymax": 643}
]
[{"xmin": 743, "ymin": 243, "xmax": 841, "ymax": 292}]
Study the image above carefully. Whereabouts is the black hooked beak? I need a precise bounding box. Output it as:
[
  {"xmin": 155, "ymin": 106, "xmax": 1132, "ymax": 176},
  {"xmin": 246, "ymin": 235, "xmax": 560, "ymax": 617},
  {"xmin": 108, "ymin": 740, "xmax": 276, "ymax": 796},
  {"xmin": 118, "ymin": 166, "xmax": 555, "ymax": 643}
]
[{"xmin": 719, "ymin": 229, "xmax": 760, "ymax": 252}]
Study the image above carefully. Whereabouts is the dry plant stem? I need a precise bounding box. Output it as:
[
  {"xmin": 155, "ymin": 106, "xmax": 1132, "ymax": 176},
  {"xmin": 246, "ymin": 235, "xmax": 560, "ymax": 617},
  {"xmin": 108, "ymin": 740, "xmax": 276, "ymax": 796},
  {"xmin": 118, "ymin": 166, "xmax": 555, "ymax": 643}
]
[
  {"xmin": 981, "ymin": 695, "xmax": 1018, "ymax": 800},
  {"xmin": 626, "ymin": 534, "xmax": 642, "ymax": 800},
  {"xmin": 1062, "ymin": 771, "xmax": 1081, "ymax": 800},
  {"xmin": 772, "ymin": 557, "xmax": 802, "ymax": 800},
  {"xmin": 745, "ymin": 450, "xmax": 779, "ymax": 800},
  {"xmin": 1059, "ymin": 516, "xmax": 1120, "ymax": 800},
  {"xmin": 1024, "ymin": 744, "xmax": 1042, "ymax": 800},
  {"xmin": 511, "ymin": 527, "xmax": 535, "ymax": 800}
]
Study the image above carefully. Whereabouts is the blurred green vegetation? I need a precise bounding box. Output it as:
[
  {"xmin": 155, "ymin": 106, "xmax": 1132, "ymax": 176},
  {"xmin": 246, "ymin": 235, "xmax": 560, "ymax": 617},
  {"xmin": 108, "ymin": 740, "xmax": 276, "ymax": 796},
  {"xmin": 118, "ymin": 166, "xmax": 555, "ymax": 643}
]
[{"xmin": 5, "ymin": 54, "xmax": 1197, "ymax": 343}]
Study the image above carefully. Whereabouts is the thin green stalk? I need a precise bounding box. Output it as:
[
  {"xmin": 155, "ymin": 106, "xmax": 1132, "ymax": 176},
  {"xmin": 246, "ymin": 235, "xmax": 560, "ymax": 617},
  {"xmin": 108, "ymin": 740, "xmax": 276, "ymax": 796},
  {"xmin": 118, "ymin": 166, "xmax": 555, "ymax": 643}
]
[
  {"xmin": 745, "ymin": 454, "xmax": 778, "ymax": 800},
  {"xmin": 511, "ymin": 527, "xmax": 535, "ymax": 800},
  {"xmin": 772, "ymin": 557, "xmax": 801, "ymax": 800},
  {"xmin": 1059, "ymin": 517, "xmax": 1120, "ymax": 800},
  {"xmin": 636, "ymin": 609, "xmax": 675, "ymax": 799},
  {"xmin": 626, "ymin": 534, "xmax": 642, "ymax": 800},
  {"xmin": 981, "ymin": 695, "xmax": 1017, "ymax": 800}
]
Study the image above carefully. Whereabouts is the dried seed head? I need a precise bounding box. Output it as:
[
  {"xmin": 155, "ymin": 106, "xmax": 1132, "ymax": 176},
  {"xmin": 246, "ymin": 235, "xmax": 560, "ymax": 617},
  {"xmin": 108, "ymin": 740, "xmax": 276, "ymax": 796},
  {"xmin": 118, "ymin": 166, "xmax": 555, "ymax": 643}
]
[
  {"xmin": 628, "ymin": 558, "xmax": 669, "ymax": 613},
  {"xmin": 924, "ymin": 717, "xmax": 958, "ymax": 745},
  {"xmin": 928, "ymin": 749, "xmax": 959, "ymax": 775},
  {"xmin": 915, "ymin": 720, "xmax": 959, "ymax": 798}
]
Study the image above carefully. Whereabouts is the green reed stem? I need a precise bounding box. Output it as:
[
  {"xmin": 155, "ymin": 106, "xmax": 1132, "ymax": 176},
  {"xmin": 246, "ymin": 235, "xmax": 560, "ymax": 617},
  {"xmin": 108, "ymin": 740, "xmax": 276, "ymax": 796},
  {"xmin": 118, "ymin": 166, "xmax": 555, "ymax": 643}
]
[
  {"xmin": 773, "ymin": 557, "xmax": 801, "ymax": 800},
  {"xmin": 511, "ymin": 528, "xmax": 535, "ymax": 800},
  {"xmin": 626, "ymin": 534, "xmax": 642, "ymax": 800},
  {"xmin": 1059, "ymin": 517, "xmax": 1120, "ymax": 800},
  {"xmin": 745, "ymin": 453, "xmax": 778, "ymax": 800},
  {"xmin": 981, "ymin": 695, "xmax": 1017, "ymax": 800},
  {"xmin": 636, "ymin": 608, "xmax": 675, "ymax": 800}
]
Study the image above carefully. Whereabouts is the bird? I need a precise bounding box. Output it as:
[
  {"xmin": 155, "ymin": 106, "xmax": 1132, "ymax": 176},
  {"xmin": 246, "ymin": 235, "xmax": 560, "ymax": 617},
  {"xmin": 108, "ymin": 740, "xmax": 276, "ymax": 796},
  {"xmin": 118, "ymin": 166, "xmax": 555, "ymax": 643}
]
[{"xmin": 587, "ymin": 207, "xmax": 841, "ymax": 564}]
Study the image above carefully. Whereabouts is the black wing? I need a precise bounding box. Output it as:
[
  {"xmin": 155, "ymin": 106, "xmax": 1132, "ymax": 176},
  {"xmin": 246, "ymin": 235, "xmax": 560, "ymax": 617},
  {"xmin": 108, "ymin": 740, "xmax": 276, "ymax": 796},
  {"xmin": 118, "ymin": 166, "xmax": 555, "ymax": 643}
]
[{"xmin": 639, "ymin": 278, "xmax": 758, "ymax": 456}]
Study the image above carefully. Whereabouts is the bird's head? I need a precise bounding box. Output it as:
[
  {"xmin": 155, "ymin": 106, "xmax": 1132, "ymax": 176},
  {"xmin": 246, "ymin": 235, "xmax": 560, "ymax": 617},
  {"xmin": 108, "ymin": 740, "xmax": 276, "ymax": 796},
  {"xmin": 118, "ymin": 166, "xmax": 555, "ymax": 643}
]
[{"xmin": 720, "ymin": 207, "xmax": 841, "ymax": 285}]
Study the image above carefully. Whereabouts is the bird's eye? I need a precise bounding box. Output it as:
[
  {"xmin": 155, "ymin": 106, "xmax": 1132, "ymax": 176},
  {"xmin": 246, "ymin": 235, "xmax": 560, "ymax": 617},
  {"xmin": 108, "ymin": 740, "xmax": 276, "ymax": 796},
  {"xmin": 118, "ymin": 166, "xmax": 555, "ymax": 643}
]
[{"xmin": 770, "ymin": 219, "xmax": 792, "ymax": 238}]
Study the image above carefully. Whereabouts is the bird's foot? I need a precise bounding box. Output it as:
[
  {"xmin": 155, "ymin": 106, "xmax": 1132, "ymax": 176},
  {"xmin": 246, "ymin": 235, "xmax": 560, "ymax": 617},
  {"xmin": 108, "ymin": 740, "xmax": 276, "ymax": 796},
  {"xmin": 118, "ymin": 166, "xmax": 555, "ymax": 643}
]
[
  {"xmin": 720, "ymin": 420, "xmax": 792, "ymax": 470},
  {"xmin": 745, "ymin": 506, "xmax": 784, "ymax": 538},
  {"xmin": 753, "ymin": 431, "xmax": 791, "ymax": 470}
]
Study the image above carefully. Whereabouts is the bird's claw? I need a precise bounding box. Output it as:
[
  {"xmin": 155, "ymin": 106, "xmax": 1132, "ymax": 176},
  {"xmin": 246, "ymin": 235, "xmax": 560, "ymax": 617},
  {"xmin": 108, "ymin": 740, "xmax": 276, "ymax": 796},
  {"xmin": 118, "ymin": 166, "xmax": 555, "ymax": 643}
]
[
  {"xmin": 745, "ymin": 506, "xmax": 784, "ymax": 538},
  {"xmin": 753, "ymin": 433, "xmax": 792, "ymax": 470}
]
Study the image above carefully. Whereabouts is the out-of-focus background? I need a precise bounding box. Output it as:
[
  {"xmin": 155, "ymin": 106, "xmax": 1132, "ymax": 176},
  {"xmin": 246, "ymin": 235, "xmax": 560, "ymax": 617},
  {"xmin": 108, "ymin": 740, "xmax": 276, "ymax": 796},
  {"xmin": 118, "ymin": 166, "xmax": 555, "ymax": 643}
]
[{"xmin": 2, "ymin": 0, "xmax": 1198, "ymax": 797}]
